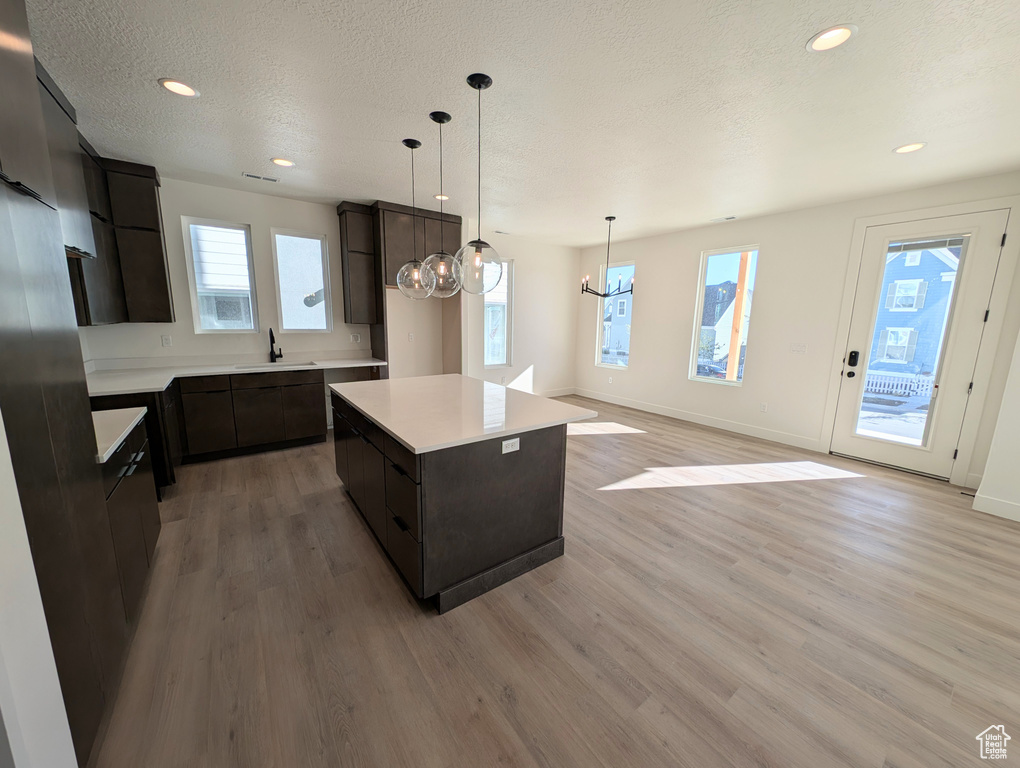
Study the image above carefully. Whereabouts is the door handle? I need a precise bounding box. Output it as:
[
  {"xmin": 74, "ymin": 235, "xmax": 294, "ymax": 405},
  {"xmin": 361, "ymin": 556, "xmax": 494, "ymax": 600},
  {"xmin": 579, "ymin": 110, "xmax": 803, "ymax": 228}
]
[{"xmin": 847, "ymin": 350, "xmax": 860, "ymax": 367}]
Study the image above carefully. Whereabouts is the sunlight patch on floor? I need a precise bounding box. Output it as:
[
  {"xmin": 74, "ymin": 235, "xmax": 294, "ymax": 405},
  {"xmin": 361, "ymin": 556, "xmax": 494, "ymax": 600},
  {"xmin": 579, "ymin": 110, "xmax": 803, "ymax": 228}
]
[
  {"xmin": 568, "ymin": 422, "xmax": 646, "ymax": 436},
  {"xmin": 599, "ymin": 460, "xmax": 864, "ymax": 490}
]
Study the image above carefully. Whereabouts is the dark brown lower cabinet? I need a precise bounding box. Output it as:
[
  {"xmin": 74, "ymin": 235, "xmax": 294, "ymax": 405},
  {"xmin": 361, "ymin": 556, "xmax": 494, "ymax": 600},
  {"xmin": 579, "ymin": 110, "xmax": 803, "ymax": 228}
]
[
  {"xmin": 233, "ymin": 386, "xmax": 285, "ymax": 447},
  {"xmin": 333, "ymin": 410, "xmax": 349, "ymax": 485},
  {"xmin": 181, "ymin": 390, "xmax": 236, "ymax": 454},
  {"xmin": 283, "ymin": 382, "xmax": 326, "ymax": 439},
  {"xmin": 362, "ymin": 439, "xmax": 387, "ymax": 543}
]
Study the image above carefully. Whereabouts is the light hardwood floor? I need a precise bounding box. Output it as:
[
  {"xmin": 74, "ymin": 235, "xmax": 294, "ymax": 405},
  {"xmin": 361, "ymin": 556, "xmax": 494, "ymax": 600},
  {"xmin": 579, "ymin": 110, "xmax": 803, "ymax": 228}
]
[{"xmin": 90, "ymin": 396, "xmax": 1020, "ymax": 768}]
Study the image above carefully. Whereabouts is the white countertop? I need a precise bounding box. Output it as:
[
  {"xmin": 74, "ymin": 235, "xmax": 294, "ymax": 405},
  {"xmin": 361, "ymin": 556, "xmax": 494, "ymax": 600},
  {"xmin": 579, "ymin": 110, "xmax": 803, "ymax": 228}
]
[
  {"xmin": 92, "ymin": 407, "xmax": 147, "ymax": 463},
  {"xmin": 87, "ymin": 357, "xmax": 387, "ymax": 397},
  {"xmin": 330, "ymin": 374, "xmax": 597, "ymax": 454}
]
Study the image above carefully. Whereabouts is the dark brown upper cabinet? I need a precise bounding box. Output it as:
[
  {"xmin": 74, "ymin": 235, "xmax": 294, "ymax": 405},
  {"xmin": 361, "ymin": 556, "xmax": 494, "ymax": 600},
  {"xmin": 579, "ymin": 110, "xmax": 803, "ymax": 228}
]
[
  {"xmin": 105, "ymin": 168, "xmax": 162, "ymax": 230},
  {"xmin": 424, "ymin": 216, "xmax": 463, "ymax": 260},
  {"xmin": 0, "ymin": 3, "xmax": 56, "ymax": 206},
  {"xmin": 369, "ymin": 201, "xmax": 462, "ymax": 288},
  {"xmin": 338, "ymin": 201, "xmax": 381, "ymax": 325},
  {"xmin": 36, "ymin": 64, "xmax": 95, "ymax": 258}
]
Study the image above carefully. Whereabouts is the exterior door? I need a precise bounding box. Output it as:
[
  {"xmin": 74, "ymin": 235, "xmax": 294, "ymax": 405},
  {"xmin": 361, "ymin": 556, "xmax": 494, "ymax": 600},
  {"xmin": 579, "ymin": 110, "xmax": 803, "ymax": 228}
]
[{"xmin": 830, "ymin": 209, "xmax": 1009, "ymax": 478}]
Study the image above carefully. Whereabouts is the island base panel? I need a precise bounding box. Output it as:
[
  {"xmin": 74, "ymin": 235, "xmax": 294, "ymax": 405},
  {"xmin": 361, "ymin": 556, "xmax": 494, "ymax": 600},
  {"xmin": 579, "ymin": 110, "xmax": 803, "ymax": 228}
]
[{"xmin": 435, "ymin": 537, "xmax": 564, "ymax": 613}]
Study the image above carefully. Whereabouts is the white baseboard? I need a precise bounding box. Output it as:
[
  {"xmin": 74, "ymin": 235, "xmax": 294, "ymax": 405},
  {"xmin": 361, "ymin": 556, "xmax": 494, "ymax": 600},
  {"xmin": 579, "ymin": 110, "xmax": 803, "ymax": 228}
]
[
  {"xmin": 572, "ymin": 388, "xmax": 825, "ymax": 453},
  {"xmin": 965, "ymin": 472, "xmax": 983, "ymax": 490},
  {"xmin": 539, "ymin": 387, "xmax": 577, "ymax": 398},
  {"xmin": 973, "ymin": 493, "xmax": 1020, "ymax": 523}
]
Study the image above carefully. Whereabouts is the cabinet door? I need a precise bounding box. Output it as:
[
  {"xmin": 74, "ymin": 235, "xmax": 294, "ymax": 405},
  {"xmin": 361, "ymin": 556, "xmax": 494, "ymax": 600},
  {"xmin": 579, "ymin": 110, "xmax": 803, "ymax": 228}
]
[
  {"xmin": 162, "ymin": 387, "xmax": 183, "ymax": 467},
  {"xmin": 332, "ymin": 410, "xmax": 349, "ymax": 485},
  {"xmin": 342, "ymin": 249, "xmax": 379, "ymax": 325},
  {"xmin": 81, "ymin": 148, "xmax": 112, "ymax": 221},
  {"xmin": 106, "ymin": 473, "xmax": 150, "ymax": 621},
  {"xmin": 232, "ymin": 387, "xmax": 285, "ymax": 447},
  {"xmin": 362, "ymin": 440, "xmax": 387, "ymax": 543},
  {"xmin": 341, "ymin": 209, "xmax": 375, "ymax": 252},
  {"xmin": 381, "ymin": 209, "xmax": 425, "ymax": 286},
  {"xmin": 125, "ymin": 438, "xmax": 160, "ymax": 565},
  {"xmin": 346, "ymin": 431, "xmax": 365, "ymax": 509},
  {"xmin": 424, "ymin": 217, "xmax": 462, "ymax": 258},
  {"xmin": 114, "ymin": 227, "xmax": 175, "ymax": 322},
  {"xmin": 282, "ymin": 382, "xmax": 326, "ymax": 440},
  {"xmin": 80, "ymin": 217, "xmax": 128, "ymax": 325},
  {"xmin": 66, "ymin": 258, "xmax": 89, "ymax": 326},
  {"xmin": 106, "ymin": 172, "xmax": 161, "ymax": 230},
  {"xmin": 182, "ymin": 391, "xmax": 236, "ymax": 454},
  {"xmin": 38, "ymin": 81, "xmax": 95, "ymax": 258},
  {"xmin": 0, "ymin": 0, "xmax": 56, "ymax": 205}
]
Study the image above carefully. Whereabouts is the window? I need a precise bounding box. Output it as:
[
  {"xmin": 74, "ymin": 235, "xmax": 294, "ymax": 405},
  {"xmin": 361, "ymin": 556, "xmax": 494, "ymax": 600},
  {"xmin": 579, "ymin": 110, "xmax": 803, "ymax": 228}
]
[
  {"xmin": 596, "ymin": 263, "xmax": 635, "ymax": 367},
  {"xmin": 183, "ymin": 218, "xmax": 258, "ymax": 332},
  {"xmin": 878, "ymin": 327, "xmax": 917, "ymax": 362},
  {"xmin": 691, "ymin": 247, "xmax": 759, "ymax": 384},
  {"xmin": 484, "ymin": 260, "xmax": 513, "ymax": 367},
  {"xmin": 904, "ymin": 252, "xmax": 921, "ymax": 266},
  {"xmin": 272, "ymin": 229, "xmax": 331, "ymax": 331},
  {"xmin": 886, "ymin": 279, "xmax": 927, "ymax": 311}
]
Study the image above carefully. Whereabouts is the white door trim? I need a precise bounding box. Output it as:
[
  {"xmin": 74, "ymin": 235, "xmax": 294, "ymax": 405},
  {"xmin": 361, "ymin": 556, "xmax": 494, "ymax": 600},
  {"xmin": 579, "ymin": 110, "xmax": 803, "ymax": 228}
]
[{"xmin": 821, "ymin": 195, "xmax": 1020, "ymax": 486}]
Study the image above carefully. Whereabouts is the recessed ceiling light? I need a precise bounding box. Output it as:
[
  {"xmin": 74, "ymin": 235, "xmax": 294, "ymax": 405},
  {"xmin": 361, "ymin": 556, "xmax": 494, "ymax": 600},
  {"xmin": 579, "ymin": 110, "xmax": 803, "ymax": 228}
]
[
  {"xmin": 158, "ymin": 78, "xmax": 199, "ymax": 97},
  {"xmin": 806, "ymin": 24, "xmax": 857, "ymax": 52},
  {"xmin": 434, "ymin": 194, "xmax": 449, "ymax": 201},
  {"xmin": 893, "ymin": 142, "xmax": 927, "ymax": 154},
  {"xmin": 271, "ymin": 158, "xmax": 295, "ymax": 167}
]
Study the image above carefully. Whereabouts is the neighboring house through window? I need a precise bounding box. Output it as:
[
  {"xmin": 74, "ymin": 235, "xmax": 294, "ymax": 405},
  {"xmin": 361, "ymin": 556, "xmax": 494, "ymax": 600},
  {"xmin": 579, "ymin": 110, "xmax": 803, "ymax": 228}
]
[
  {"xmin": 877, "ymin": 327, "xmax": 918, "ymax": 362},
  {"xmin": 596, "ymin": 263, "xmax": 635, "ymax": 367},
  {"xmin": 182, "ymin": 217, "xmax": 258, "ymax": 332},
  {"xmin": 887, "ymin": 278, "xmax": 927, "ymax": 311},
  {"xmin": 484, "ymin": 260, "xmax": 513, "ymax": 367},
  {"xmin": 691, "ymin": 247, "xmax": 759, "ymax": 384}
]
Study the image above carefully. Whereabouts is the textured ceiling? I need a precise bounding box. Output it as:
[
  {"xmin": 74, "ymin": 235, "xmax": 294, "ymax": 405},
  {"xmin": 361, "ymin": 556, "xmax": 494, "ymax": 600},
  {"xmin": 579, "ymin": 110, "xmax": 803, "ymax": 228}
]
[{"xmin": 25, "ymin": 0, "xmax": 1020, "ymax": 246}]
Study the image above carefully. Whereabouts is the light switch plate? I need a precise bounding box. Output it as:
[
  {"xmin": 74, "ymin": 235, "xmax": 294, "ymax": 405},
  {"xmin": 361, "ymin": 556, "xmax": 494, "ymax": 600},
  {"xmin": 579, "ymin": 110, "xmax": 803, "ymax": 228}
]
[
  {"xmin": 161, "ymin": 335, "xmax": 172, "ymax": 347},
  {"xmin": 502, "ymin": 437, "xmax": 520, "ymax": 454},
  {"xmin": 350, "ymin": 333, "xmax": 361, "ymax": 344},
  {"xmin": 408, "ymin": 332, "xmax": 414, "ymax": 342}
]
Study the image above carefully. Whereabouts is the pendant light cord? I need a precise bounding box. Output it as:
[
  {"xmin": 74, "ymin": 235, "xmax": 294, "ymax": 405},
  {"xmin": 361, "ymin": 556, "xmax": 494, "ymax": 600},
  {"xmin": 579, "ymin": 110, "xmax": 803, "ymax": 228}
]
[
  {"xmin": 410, "ymin": 145, "xmax": 418, "ymax": 264},
  {"xmin": 477, "ymin": 85, "xmax": 482, "ymax": 242},
  {"xmin": 606, "ymin": 217, "xmax": 613, "ymax": 272},
  {"xmin": 439, "ymin": 121, "xmax": 444, "ymax": 254}
]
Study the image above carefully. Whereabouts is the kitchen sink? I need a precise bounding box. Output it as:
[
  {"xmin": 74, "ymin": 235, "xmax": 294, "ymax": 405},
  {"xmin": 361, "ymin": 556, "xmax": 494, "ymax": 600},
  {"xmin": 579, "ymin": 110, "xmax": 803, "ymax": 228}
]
[{"xmin": 233, "ymin": 362, "xmax": 315, "ymax": 370}]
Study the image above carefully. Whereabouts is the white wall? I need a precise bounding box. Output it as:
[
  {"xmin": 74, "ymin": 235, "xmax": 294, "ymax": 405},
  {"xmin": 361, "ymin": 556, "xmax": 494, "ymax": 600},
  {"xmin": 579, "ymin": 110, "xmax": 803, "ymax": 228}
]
[
  {"xmin": 385, "ymin": 288, "xmax": 445, "ymax": 379},
  {"xmin": 574, "ymin": 171, "xmax": 1020, "ymax": 481},
  {"xmin": 974, "ymin": 328, "xmax": 1020, "ymax": 521},
  {"xmin": 0, "ymin": 407, "xmax": 78, "ymax": 768},
  {"xmin": 79, "ymin": 178, "xmax": 372, "ymax": 366},
  {"xmin": 461, "ymin": 232, "xmax": 580, "ymax": 397}
]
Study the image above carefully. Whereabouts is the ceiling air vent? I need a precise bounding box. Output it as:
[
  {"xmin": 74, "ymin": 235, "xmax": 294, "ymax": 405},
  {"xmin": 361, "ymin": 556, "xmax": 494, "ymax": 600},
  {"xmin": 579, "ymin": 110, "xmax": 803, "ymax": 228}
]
[{"xmin": 241, "ymin": 172, "xmax": 280, "ymax": 183}]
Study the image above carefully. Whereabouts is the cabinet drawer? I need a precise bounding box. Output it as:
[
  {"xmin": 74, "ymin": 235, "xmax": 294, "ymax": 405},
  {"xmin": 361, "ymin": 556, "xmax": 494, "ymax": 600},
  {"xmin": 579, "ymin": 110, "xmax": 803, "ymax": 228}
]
[
  {"xmin": 231, "ymin": 369, "xmax": 323, "ymax": 389},
  {"xmin": 384, "ymin": 434, "xmax": 420, "ymax": 483},
  {"xmin": 385, "ymin": 461, "xmax": 421, "ymax": 541},
  {"xmin": 179, "ymin": 375, "xmax": 231, "ymax": 393},
  {"xmin": 386, "ymin": 516, "xmax": 423, "ymax": 597}
]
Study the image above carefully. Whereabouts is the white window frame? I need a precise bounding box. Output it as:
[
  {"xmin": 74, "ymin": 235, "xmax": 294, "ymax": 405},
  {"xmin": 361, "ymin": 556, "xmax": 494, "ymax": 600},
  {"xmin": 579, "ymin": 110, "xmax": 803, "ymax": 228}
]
[
  {"xmin": 181, "ymin": 216, "xmax": 259, "ymax": 334},
  {"xmin": 689, "ymin": 244, "xmax": 759, "ymax": 387},
  {"xmin": 483, "ymin": 259, "xmax": 514, "ymax": 368},
  {"xmin": 594, "ymin": 260, "xmax": 636, "ymax": 369},
  {"xmin": 270, "ymin": 228, "xmax": 332, "ymax": 333},
  {"xmin": 617, "ymin": 298, "xmax": 627, "ymax": 317},
  {"xmin": 879, "ymin": 327, "xmax": 915, "ymax": 363},
  {"xmin": 888, "ymin": 278, "xmax": 924, "ymax": 311}
]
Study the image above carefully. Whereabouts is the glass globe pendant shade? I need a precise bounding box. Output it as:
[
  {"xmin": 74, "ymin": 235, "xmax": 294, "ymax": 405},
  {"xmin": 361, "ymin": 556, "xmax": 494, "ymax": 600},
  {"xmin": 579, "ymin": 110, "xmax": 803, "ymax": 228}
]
[
  {"xmin": 422, "ymin": 250, "xmax": 461, "ymax": 298},
  {"xmin": 454, "ymin": 239, "xmax": 502, "ymax": 294},
  {"xmin": 396, "ymin": 259, "xmax": 436, "ymax": 300}
]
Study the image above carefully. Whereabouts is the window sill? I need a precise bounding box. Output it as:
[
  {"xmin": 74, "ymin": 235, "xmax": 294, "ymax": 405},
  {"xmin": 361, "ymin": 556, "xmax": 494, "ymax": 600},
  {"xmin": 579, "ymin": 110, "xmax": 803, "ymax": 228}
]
[
  {"xmin": 689, "ymin": 375, "xmax": 743, "ymax": 387},
  {"xmin": 595, "ymin": 362, "xmax": 629, "ymax": 370}
]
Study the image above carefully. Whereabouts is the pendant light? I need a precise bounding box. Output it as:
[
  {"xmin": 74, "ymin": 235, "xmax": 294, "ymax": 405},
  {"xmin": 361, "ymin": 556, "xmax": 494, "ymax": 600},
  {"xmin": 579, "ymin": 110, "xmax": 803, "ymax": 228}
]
[
  {"xmin": 454, "ymin": 73, "xmax": 502, "ymax": 295},
  {"xmin": 396, "ymin": 139, "xmax": 436, "ymax": 300},
  {"xmin": 581, "ymin": 217, "xmax": 634, "ymax": 298},
  {"xmin": 422, "ymin": 111, "xmax": 461, "ymax": 299}
]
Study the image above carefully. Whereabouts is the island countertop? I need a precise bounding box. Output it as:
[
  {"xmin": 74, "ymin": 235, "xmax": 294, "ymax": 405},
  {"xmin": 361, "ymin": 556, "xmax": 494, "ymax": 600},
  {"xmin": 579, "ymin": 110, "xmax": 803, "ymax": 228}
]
[
  {"xmin": 329, "ymin": 374, "xmax": 596, "ymax": 454},
  {"xmin": 92, "ymin": 406, "xmax": 147, "ymax": 463}
]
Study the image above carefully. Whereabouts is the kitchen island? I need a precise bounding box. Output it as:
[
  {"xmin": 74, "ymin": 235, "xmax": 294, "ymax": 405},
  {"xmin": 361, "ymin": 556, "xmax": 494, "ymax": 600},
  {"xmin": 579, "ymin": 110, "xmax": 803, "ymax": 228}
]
[{"xmin": 330, "ymin": 374, "xmax": 596, "ymax": 612}]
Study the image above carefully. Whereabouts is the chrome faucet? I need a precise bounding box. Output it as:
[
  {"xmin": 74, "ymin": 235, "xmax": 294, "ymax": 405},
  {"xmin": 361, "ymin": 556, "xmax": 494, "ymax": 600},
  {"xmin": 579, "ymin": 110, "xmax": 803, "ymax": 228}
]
[{"xmin": 269, "ymin": 328, "xmax": 283, "ymax": 363}]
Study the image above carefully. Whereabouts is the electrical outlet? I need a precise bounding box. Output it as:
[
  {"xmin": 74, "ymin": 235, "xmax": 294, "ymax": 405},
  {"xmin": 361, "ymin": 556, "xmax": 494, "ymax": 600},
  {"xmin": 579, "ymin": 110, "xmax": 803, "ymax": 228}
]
[
  {"xmin": 502, "ymin": 437, "xmax": 520, "ymax": 454},
  {"xmin": 350, "ymin": 333, "xmax": 361, "ymax": 344},
  {"xmin": 161, "ymin": 335, "xmax": 172, "ymax": 347},
  {"xmin": 408, "ymin": 332, "xmax": 414, "ymax": 342},
  {"xmin": 500, "ymin": 376, "xmax": 506, "ymax": 385},
  {"xmin": 608, "ymin": 376, "xmax": 613, "ymax": 384},
  {"xmin": 790, "ymin": 343, "xmax": 807, "ymax": 355},
  {"xmin": 760, "ymin": 402, "xmax": 768, "ymax": 413}
]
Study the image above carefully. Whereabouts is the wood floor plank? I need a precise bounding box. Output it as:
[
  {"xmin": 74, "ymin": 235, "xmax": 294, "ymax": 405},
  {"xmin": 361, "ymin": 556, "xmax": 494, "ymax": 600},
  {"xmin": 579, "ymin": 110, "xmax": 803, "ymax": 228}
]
[{"xmin": 91, "ymin": 396, "xmax": 1020, "ymax": 768}]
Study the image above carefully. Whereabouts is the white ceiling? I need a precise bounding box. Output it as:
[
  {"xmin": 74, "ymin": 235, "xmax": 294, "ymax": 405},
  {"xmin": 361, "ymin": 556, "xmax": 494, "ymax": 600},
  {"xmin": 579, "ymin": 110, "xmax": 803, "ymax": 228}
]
[{"xmin": 25, "ymin": 0, "xmax": 1020, "ymax": 247}]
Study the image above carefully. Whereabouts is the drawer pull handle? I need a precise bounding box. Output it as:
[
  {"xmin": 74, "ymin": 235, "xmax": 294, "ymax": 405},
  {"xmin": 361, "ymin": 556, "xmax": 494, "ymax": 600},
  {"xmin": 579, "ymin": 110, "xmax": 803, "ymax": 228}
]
[
  {"xmin": 125, "ymin": 463, "xmax": 138, "ymax": 477},
  {"xmin": 393, "ymin": 515, "xmax": 410, "ymax": 532},
  {"xmin": 389, "ymin": 462, "xmax": 410, "ymax": 479}
]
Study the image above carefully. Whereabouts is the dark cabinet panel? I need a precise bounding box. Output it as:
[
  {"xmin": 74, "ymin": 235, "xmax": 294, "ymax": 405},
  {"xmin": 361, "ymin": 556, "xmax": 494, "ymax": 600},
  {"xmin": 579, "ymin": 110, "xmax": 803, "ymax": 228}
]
[
  {"xmin": 106, "ymin": 171, "xmax": 161, "ymax": 230},
  {"xmin": 38, "ymin": 80, "xmax": 95, "ymax": 258},
  {"xmin": 80, "ymin": 146, "xmax": 112, "ymax": 221},
  {"xmin": 386, "ymin": 516, "xmax": 423, "ymax": 597},
  {"xmin": 283, "ymin": 382, "xmax": 326, "ymax": 440},
  {"xmin": 341, "ymin": 209, "xmax": 375, "ymax": 253},
  {"xmin": 0, "ymin": 0, "xmax": 56, "ymax": 205},
  {"xmin": 385, "ymin": 461, "xmax": 421, "ymax": 541},
  {"xmin": 162, "ymin": 383, "xmax": 183, "ymax": 467},
  {"xmin": 182, "ymin": 391, "xmax": 236, "ymax": 454},
  {"xmin": 79, "ymin": 217, "xmax": 128, "ymax": 324},
  {"xmin": 129, "ymin": 440, "xmax": 160, "ymax": 565},
  {"xmin": 379, "ymin": 209, "xmax": 425, "ymax": 287},
  {"xmin": 106, "ymin": 463, "xmax": 150, "ymax": 622},
  {"xmin": 233, "ymin": 387, "xmax": 286, "ymax": 447},
  {"xmin": 342, "ymin": 249, "xmax": 379, "ymax": 325},
  {"xmin": 332, "ymin": 410, "xmax": 349, "ymax": 486},
  {"xmin": 66, "ymin": 257, "xmax": 89, "ymax": 326},
  {"xmin": 362, "ymin": 440, "xmax": 387, "ymax": 543},
  {"xmin": 424, "ymin": 216, "xmax": 462, "ymax": 258},
  {"xmin": 180, "ymin": 375, "xmax": 231, "ymax": 393},
  {"xmin": 114, "ymin": 227, "xmax": 174, "ymax": 322},
  {"xmin": 230, "ymin": 369, "xmax": 322, "ymax": 389},
  {"xmin": 346, "ymin": 431, "xmax": 365, "ymax": 509}
]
